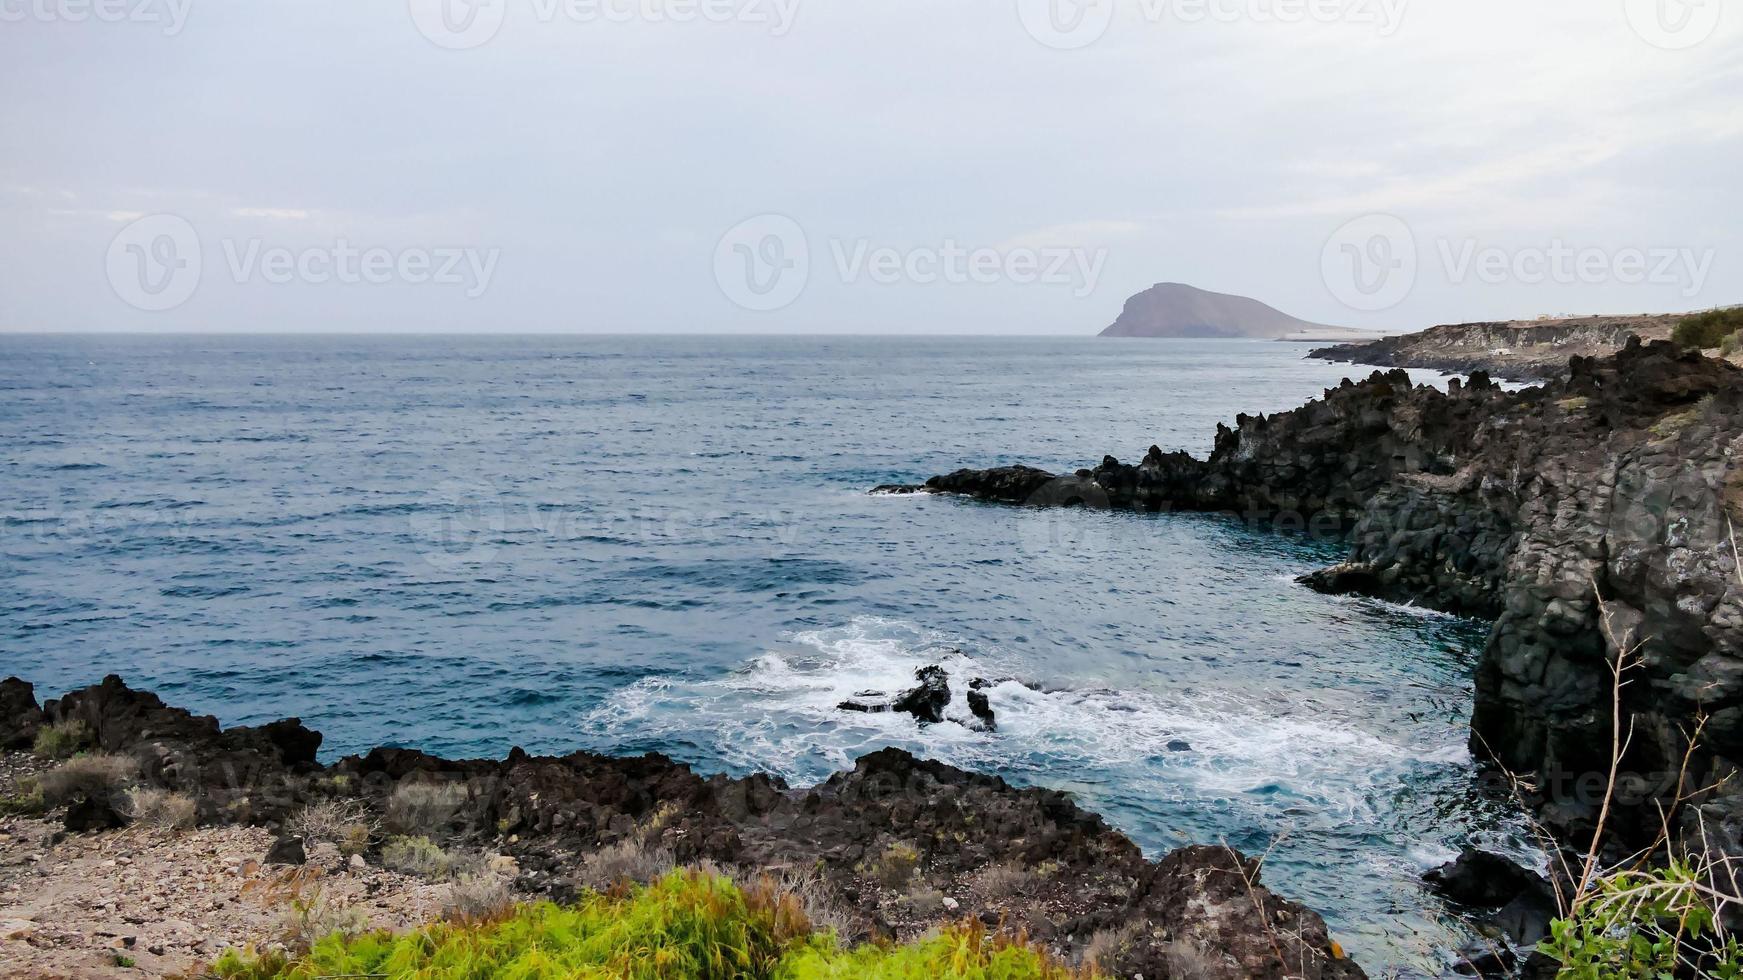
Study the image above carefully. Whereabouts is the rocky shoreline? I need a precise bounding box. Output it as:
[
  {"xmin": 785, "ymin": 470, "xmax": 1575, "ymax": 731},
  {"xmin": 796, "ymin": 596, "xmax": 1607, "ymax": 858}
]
[
  {"xmin": 0, "ymin": 675, "xmax": 1363, "ymax": 979},
  {"xmin": 878, "ymin": 338, "xmax": 1743, "ymax": 872},
  {"xmin": 1306, "ymin": 314, "xmax": 1681, "ymax": 382}
]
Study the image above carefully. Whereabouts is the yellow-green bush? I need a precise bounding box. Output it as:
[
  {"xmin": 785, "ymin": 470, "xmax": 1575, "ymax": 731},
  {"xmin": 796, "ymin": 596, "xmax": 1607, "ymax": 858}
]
[{"xmin": 210, "ymin": 871, "xmax": 1090, "ymax": 980}]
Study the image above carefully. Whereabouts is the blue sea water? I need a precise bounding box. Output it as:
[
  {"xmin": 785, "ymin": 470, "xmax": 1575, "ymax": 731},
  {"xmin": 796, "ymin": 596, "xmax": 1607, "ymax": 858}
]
[{"xmin": 1, "ymin": 334, "xmax": 1527, "ymax": 975}]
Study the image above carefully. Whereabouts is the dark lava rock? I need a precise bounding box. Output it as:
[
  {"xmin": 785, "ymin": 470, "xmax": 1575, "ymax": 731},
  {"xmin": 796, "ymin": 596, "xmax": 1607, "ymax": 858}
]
[
  {"xmin": 891, "ymin": 666, "xmax": 950, "ymax": 724},
  {"xmin": 1424, "ymin": 848, "xmax": 1548, "ymax": 909},
  {"xmin": 966, "ymin": 680, "xmax": 996, "ymax": 732},
  {"xmin": 1452, "ymin": 941, "xmax": 1516, "ymax": 978},
  {"xmin": 0, "ymin": 676, "xmax": 44, "ymax": 751},
  {"xmin": 840, "ymin": 666, "xmax": 952, "ymax": 725},
  {"xmin": 65, "ymin": 794, "xmax": 128, "ymax": 833},
  {"xmin": 1166, "ymin": 739, "xmax": 1192, "ymax": 752},
  {"xmin": 265, "ymin": 835, "xmax": 307, "ymax": 866}
]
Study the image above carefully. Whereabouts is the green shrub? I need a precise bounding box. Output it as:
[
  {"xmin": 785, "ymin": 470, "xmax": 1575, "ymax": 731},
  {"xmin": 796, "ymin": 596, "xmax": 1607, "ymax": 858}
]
[
  {"xmin": 1722, "ymin": 331, "xmax": 1741, "ymax": 356},
  {"xmin": 1672, "ymin": 308, "xmax": 1743, "ymax": 350},
  {"xmin": 1543, "ymin": 857, "xmax": 1743, "ymax": 978},
  {"xmin": 209, "ymin": 871, "xmax": 1089, "ymax": 980},
  {"xmin": 32, "ymin": 720, "xmax": 92, "ymax": 759}
]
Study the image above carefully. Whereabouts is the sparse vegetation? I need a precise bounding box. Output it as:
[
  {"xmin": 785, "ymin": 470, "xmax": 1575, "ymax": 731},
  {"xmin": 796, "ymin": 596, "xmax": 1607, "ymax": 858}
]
[
  {"xmin": 0, "ymin": 776, "xmax": 45, "ymax": 817},
  {"xmin": 124, "ymin": 787, "xmax": 197, "ymax": 830},
  {"xmin": 285, "ymin": 800, "xmax": 376, "ymax": 857},
  {"xmin": 210, "ymin": 871, "xmax": 1093, "ymax": 980},
  {"xmin": 32, "ymin": 720, "xmax": 92, "ymax": 760},
  {"xmin": 1516, "ymin": 576, "xmax": 1743, "ymax": 978},
  {"xmin": 1672, "ymin": 308, "xmax": 1743, "ymax": 350},
  {"xmin": 443, "ymin": 872, "xmax": 514, "ymax": 922},
  {"xmin": 574, "ymin": 836, "xmax": 677, "ymax": 891},
  {"xmin": 38, "ymin": 753, "xmax": 137, "ymax": 806},
  {"xmin": 870, "ymin": 841, "xmax": 920, "ymax": 889},
  {"xmin": 968, "ymin": 861, "xmax": 1039, "ymax": 901},
  {"xmin": 383, "ymin": 780, "xmax": 467, "ymax": 838},
  {"xmin": 379, "ymin": 834, "xmax": 455, "ymax": 878}
]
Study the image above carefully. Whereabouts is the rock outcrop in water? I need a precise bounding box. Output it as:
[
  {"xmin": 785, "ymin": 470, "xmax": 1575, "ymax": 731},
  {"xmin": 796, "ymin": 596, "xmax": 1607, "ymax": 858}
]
[
  {"xmin": 2, "ymin": 675, "xmax": 1364, "ymax": 980},
  {"xmin": 884, "ymin": 339, "xmax": 1743, "ymax": 862}
]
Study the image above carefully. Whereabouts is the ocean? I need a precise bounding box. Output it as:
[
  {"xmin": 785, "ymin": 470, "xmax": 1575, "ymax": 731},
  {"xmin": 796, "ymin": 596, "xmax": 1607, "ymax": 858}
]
[{"xmin": 0, "ymin": 334, "xmax": 1527, "ymax": 974}]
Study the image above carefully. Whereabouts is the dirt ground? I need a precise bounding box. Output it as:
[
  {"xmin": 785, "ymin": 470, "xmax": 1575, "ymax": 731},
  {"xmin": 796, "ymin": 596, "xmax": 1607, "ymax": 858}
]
[{"xmin": 0, "ymin": 803, "xmax": 479, "ymax": 978}]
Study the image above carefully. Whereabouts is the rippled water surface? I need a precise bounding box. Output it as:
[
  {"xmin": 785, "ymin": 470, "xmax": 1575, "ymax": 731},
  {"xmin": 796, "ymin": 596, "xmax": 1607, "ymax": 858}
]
[{"xmin": 1, "ymin": 334, "xmax": 1526, "ymax": 974}]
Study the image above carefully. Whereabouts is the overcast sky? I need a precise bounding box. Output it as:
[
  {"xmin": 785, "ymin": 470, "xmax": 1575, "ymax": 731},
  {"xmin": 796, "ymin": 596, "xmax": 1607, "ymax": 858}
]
[{"xmin": 2, "ymin": 0, "xmax": 1739, "ymax": 334}]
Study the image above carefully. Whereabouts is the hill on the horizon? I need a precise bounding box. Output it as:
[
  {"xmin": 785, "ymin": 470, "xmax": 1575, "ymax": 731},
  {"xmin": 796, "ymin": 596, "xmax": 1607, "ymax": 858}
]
[{"xmin": 1099, "ymin": 283, "xmax": 1345, "ymax": 339}]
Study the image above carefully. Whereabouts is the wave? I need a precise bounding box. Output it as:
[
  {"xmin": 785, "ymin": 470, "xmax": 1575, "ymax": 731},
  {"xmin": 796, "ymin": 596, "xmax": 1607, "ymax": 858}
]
[{"xmin": 579, "ymin": 615, "xmax": 1468, "ymax": 827}]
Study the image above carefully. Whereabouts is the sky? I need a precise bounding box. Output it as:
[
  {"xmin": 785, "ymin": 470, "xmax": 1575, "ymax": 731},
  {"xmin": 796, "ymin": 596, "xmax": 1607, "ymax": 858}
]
[{"xmin": 1, "ymin": 0, "xmax": 1740, "ymax": 334}]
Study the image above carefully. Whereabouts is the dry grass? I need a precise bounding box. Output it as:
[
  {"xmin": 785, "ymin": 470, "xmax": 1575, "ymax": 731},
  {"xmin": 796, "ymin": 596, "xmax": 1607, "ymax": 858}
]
[
  {"xmin": 575, "ymin": 837, "xmax": 677, "ymax": 892},
  {"xmin": 39, "ymin": 753, "xmax": 137, "ymax": 806},
  {"xmin": 380, "ymin": 834, "xmax": 454, "ymax": 878},
  {"xmin": 444, "ymin": 873, "xmax": 514, "ymax": 923},
  {"xmin": 285, "ymin": 799, "xmax": 377, "ymax": 857},
  {"xmin": 384, "ymin": 781, "xmax": 468, "ymax": 838},
  {"xmin": 871, "ymin": 841, "xmax": 920, "ymax": 889},
  {"xmin": 125, "ymin": 787, "xmax": 197, "ymax": 830},
  {"xmin": 967, "ymin": 861, "xmax": 1039, "ymax": 901}
]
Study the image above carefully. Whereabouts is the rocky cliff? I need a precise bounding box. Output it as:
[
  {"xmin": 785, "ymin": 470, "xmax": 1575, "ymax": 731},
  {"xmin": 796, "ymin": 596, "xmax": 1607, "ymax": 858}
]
[
  {"xmin": 881, "ymin": 339, "xmax": 1743, "ymax": 861},
  {"xmin": 1308, "ymin": 314, "xmax": 1681, "ymax": 382},
  {"xmin": 1, "ymin": 675, "xmax": 1363, "ymax": 980}
]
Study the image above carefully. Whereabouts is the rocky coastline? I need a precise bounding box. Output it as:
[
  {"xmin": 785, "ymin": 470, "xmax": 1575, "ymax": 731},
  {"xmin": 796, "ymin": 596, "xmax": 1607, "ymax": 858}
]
[
  {"xmin": 878, "ymin": 338, "xmax": 1743, "ymax": 874},
  {"xmin": 0, "ymin": 674, "xmax": 1363, "ymax": 979},
  {"xmin": 1306, "ymin": 314, "xmax": 1681, "ymax": 382}
]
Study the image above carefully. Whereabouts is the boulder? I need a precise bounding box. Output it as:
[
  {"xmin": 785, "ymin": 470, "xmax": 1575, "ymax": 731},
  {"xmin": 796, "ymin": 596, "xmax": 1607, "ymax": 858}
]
[{"xmin": 0, "ymin": 677, "xmax": 44, "ymax": 751}]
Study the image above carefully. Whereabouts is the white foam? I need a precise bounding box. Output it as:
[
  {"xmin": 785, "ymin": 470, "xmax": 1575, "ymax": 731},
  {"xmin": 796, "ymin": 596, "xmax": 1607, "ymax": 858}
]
[{"xmin": 578, "ymin": 615, "xmax": 1469, "ymax": 828}]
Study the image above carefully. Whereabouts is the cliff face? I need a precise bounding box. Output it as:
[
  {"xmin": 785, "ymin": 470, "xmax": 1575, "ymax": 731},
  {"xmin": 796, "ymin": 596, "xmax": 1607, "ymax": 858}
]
[
  {"xmin": 1308, "ymin": 314, "xmax": 1681, "ymax": 381},
  {"xmin": 885, "ymin": 339, "xmax": 1743, "ymax": 856},
  {"xmin": 1100, "ymin": 282, "xmax": 1342, "ymax": 339}
]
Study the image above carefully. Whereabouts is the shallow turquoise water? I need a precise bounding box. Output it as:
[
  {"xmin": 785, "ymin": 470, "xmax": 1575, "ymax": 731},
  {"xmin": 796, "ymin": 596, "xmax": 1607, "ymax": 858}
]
[{"xmin": 0, "ymin": 334, "xmax": 1526, "ymax": 975}]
